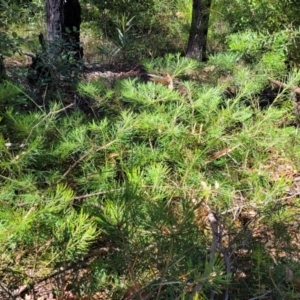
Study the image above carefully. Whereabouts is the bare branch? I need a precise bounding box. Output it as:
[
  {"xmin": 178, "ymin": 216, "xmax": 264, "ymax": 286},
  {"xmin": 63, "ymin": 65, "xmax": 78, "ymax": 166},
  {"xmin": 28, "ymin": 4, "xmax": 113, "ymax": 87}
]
[{"xmin": 268, "ymin": 77, "xmax": 300, "ymax": 95}]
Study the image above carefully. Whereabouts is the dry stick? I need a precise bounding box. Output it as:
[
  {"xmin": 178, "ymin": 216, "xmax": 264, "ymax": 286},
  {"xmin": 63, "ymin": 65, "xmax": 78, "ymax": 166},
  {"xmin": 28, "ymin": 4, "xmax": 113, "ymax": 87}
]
[
  {"xmin": 248, "ymin": 290, "xmax": 273, "ymax": 300},
  {"xmin": 200, "ymin": 188, "xmax": 300, "ymax": 300},
  {"xmin": 190, "ymin": 210, "xmax": 221, "ymax": 298},
  {"xmin": 207, "ymin": 212, "xmax": 220, "ymax": 257},
  {"xmin": 72, "ymin": 188, "xmax": 124, "ymax": 200},
  {"xmin": 9, "ymin": 257, "xmax": 91, "ymax": 298},
  {"xmin": 0, "ymin": 282, "xmax": 14, "ymax": 299},
  {"xmin": 42, "ymin": 84, "xmax": 48, "ymax": 110},
  {"xmin": 207, "ymin": 212, "xmax": 219, "ymax": 300},
  {"xmin": 25, "ymin": 102, "xmax": 75, "ymax": 144},
  {"xmin": 268, "ymin": 77, "xmax": 300, "ymax": 94},
  {"xmin": 268, "ymin": 77, "xmax": 300, "ymax": 120},
  {"xmin": 206, "ymin": 209, "xmax": 231, "ymax": 300},
  {"xmin": 278, "ymin": 191, "xmax": 300, "ymax": 202}
]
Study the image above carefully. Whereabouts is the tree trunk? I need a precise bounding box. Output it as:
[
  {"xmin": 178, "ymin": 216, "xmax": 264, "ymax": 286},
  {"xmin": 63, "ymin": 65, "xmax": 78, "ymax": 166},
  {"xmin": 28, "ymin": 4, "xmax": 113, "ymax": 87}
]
[
  {"xmin": 0, "ymin": 55, "xmax": 7, "ymax": 83},
  {"xmin": 186, "ymin": 0, "xmax": 212, "ymax": 61},
  {"xmin": 46, "ymin": 0, "xmax": 82, "ymax": 59}
]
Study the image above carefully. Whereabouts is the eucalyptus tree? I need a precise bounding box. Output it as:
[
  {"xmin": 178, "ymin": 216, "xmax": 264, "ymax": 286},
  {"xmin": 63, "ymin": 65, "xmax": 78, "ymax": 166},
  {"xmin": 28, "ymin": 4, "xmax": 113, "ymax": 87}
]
[
  {"xmin": 186, "ymin": 0, "xmax": 212, "ymax": 61},
  {"xmin": 46, "ymin": 0, "xmax": 83, "ymax": 59}
]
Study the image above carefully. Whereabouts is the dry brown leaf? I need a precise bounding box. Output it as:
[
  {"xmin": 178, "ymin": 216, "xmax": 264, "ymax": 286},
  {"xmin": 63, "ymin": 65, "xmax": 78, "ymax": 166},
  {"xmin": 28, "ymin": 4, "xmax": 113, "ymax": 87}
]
[{"xmin": 206, "ymin": 145, "xmax": 240, "ymax": 163}]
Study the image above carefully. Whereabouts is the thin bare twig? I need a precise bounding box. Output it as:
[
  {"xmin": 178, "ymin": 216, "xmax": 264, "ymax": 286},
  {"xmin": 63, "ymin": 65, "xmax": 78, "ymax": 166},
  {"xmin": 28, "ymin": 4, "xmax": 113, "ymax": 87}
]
[
  {"xmin": 205, "ymin": 207, "xmax": 232, "ymax": 300},
  {"xmin": 60, "ymin": 139, "xmax": 118, "ymax": 181},
  {"xmin": 0, "ymin": 282, "xmax": 14, "ymax": 299},
  {"xmin": 25, "ymin": 102, "xmax": 75, "ymax": 144},
  {"xmin": 278, "ymin": 191, "xmax": 300, "ymax": 201},
  {"xmin": 248, "ymin": 290, "xmax": 273, "ymax": 300},
  {"xmin": 72, "ymin": 188, "xmax": 124, "ymax": 200},
  {"xmin": 268, "ymin": 77, "xmax": 300, "ymax": 95}
]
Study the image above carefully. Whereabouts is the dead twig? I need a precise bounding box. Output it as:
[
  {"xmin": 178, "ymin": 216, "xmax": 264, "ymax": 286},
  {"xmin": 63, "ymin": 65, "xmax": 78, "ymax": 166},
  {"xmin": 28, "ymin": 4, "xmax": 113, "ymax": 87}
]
[
  {"xmin": 59, "ymin": 139, "xmax": 118, "ymax": 181},
  {"xmin": 148, "ymin": 73, "xmax": 174, "ymax": 90},
  {"xmin": 248, "ymin": 290, "xmax": 273, "ymax": 300},
  {"xmin": 268, "ymin": 77, "xmax": 300, "ymax": 95},
  {"xmin": 72, "ymin": 188, "xmax": 125, "ymax": 200}
]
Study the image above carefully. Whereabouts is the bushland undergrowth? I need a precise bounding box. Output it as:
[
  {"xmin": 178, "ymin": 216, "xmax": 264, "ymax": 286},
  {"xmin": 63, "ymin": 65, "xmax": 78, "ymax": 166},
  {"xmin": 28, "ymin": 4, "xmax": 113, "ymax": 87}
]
[
  {"xmin": 1, "ymin": 49, "xmax": 300, "ymax": 299},
  {"xmin": 2, "ymin": 2, "xmax": 300, "ymax": 298}
]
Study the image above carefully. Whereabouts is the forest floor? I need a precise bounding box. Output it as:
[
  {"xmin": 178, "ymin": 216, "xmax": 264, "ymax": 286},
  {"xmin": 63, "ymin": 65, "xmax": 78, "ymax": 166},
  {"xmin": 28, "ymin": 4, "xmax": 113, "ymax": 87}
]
[{"xmin": 3, "ymin": 36, "xmax": 300, "ymax": 298}]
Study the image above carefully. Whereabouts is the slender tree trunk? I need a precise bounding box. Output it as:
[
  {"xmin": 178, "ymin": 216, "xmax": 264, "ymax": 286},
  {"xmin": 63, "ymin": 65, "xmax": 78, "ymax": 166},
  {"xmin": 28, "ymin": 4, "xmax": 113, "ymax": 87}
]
[
  {"xmin": 0, "ymin": 55, "xmax": 6, "ymax": 83},
  {"xmin": 186, "ymin": 0, "xmax": 212, "ymax": 61},
  {"xmin": 46, "ymin": 0, "xmax": 82, "ymax": 59}
]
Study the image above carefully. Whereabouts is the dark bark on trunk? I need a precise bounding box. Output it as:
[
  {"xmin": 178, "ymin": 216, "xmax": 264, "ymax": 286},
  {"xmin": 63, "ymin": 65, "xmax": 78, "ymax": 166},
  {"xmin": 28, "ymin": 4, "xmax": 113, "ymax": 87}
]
[
  {"xmin": 46, "ymin": 0, "xmax": 82, "ymax": 59},
  {"xmin": 186, "ymin": 0, "xmax": 212, "ymax": 61},
  {"xmin": 0, "ymin": 55, "xmax": 6, "ymax": 83}
]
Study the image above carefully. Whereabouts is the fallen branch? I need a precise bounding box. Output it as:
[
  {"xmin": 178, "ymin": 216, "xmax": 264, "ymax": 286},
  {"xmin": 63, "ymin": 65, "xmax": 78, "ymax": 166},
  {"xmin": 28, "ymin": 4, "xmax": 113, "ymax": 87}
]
[
  {"xmin": 248, "ymin": 290, "xmax": 273, "ymax": 300},
  {"xmin": 72, "ymin": 188, "xmax": 124, "ymax": 200},
  {"xmin": 197, "ymin": 207, "xmax": 231, "ymax": 300},
  {"xmin": 268, "ymin": 77, "xmax": 300, "ymax": 95},
  {"xmin": 148, "ymin": 73, "xmax": 173, "ymax": 90}
]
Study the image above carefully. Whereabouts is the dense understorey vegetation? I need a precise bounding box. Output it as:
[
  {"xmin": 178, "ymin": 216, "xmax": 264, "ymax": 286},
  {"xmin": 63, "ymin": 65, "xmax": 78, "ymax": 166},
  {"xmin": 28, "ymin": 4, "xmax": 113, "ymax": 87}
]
[{"xmin": 1, "ymin": 0, "xmax": 300, "ymax": 299}]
